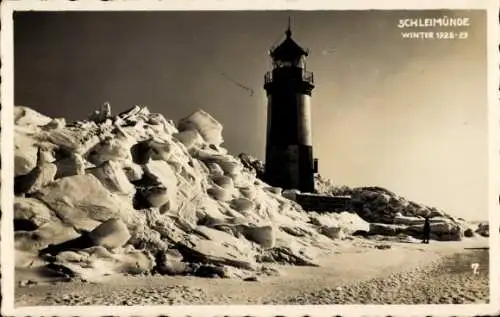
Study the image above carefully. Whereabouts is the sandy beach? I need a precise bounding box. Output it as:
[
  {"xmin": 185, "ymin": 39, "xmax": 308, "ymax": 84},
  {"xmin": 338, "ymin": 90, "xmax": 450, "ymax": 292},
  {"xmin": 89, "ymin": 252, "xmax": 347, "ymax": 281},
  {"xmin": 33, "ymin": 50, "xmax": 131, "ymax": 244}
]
[{"xmin": 15, "ymin": 237, "xmax": 489, "ymax": 306}]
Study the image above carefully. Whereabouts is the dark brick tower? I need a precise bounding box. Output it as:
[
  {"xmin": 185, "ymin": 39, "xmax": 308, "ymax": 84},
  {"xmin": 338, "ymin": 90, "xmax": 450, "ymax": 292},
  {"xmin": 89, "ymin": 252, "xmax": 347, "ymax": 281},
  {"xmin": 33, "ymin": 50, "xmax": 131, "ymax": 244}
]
[{"xmin": 263, "ymin": 22, "xmax": 317, "ymax": 193}]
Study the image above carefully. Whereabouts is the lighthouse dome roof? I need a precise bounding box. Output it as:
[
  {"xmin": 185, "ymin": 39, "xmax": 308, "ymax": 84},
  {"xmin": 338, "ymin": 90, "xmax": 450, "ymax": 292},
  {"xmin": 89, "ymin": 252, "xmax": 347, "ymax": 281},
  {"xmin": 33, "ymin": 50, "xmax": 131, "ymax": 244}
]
[{"xmin": 270, "ymin": 29, "xmax": 308, "ymax": 61}]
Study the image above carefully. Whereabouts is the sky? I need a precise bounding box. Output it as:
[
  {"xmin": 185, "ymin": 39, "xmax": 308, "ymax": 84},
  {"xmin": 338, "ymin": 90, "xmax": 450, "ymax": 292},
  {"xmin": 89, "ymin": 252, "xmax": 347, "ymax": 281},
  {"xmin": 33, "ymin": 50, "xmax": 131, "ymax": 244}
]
[{"xmin": 13, "ymin": 10, "xmax": 488, "ymax": 220}]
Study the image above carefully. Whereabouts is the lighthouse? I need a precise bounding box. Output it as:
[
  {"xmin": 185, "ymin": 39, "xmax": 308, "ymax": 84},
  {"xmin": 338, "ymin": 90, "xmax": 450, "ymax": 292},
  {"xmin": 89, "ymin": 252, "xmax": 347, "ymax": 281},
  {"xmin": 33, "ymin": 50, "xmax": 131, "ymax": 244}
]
[{"xmin": 263, "ymin": 22, "xmax": 317, "ymax": 193}]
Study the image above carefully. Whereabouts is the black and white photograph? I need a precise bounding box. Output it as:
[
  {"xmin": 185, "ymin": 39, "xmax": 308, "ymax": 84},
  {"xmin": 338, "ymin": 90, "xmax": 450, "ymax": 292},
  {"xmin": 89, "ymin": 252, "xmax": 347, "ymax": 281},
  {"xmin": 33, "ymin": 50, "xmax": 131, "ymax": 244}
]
[{"xmin": 1, "ymin": 0, "xmax": 499, "ymax": 316}]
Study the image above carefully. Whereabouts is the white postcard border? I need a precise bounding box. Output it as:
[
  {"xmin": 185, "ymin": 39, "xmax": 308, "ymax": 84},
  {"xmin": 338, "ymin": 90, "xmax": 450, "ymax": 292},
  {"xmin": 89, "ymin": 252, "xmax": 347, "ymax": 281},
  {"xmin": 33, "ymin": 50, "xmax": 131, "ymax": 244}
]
[{"xmin": 1, "ymin": 1, "xmax": 499, "ymax": 316}]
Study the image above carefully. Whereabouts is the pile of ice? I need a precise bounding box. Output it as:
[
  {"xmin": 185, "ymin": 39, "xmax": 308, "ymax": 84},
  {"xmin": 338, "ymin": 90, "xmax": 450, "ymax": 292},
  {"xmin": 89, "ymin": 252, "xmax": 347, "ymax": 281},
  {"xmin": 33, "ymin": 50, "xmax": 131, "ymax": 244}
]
[
  {"xmin": 10, "ymin": 104, "xmax": 481, "ymax": 282},
  {"xmin": 237, "ymin": 158, "xmax": 476, "ymax": 242},
  {"xmin": 12, "ymin": 104, "xmax": 369, "ymax": 282},
  {"xmin": 475, "ymin": 222, "xmax": 489, "ymax": 237},
  {"xmin": 315, "ymin": 176, "xmax": 475, "ymax": 241}
]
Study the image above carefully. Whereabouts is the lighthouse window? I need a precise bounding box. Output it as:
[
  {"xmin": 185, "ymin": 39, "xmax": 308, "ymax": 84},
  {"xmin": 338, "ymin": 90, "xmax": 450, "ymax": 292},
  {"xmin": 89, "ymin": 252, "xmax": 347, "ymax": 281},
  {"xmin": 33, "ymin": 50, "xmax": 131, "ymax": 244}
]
[
  {"xmin": 274, "ymin": 60, "xmax": 293, "ymax": 68},
  {"xmin": 274, "ymin": 59, "xmax": 303, "ymax": 68},
  {"xmin": 299, "ymin": 57, "xmax": 306, "ymax": 68}
]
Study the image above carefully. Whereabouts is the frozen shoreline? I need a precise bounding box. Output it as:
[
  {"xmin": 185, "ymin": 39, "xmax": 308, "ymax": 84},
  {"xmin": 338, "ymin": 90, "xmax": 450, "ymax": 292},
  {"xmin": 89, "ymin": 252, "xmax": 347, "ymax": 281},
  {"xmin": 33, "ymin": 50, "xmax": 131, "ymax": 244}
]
[{"xmin": 15, "ymin": 237, "xmax": 489, "ymax": 306}]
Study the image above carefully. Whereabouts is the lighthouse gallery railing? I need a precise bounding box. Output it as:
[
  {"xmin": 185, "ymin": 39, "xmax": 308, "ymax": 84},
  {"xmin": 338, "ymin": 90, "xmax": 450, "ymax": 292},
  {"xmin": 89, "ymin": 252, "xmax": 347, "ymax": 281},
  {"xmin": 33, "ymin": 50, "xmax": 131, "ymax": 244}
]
[{"xmin": 264, "ymin": 70, "xmax": 314, "ymax": 85}]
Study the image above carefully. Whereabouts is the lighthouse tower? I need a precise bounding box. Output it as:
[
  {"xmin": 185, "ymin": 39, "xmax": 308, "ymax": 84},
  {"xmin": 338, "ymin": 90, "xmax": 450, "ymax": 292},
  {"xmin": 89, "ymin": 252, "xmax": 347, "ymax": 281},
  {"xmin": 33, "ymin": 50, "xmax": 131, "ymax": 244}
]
[{"xmin": 263, "ymin": 23, "xmax": 317, "ymax": 193}]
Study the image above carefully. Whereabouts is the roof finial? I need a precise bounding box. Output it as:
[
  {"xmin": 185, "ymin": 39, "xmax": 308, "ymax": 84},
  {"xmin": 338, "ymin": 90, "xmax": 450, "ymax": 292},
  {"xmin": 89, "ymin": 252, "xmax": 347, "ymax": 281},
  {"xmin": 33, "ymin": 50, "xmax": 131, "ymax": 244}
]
[{"xmin": 285, "ymin": 16, "xmax": 292, "ymax": 38}]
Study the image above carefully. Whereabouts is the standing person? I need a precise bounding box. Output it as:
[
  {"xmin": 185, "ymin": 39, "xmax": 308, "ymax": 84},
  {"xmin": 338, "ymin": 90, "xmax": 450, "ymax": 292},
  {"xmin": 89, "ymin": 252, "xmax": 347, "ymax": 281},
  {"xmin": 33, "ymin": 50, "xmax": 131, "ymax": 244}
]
[{"xmin": 423, "ymin": 216, "xmax": 431, "ymax": 244}]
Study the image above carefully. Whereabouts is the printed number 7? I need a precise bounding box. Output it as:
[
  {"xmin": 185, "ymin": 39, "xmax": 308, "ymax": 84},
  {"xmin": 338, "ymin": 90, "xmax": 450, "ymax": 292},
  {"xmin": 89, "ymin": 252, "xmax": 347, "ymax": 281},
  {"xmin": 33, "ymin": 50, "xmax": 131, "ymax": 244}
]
[{"xmin": 471, "ymin": 262, "xmax": 480, "ymax": 274}]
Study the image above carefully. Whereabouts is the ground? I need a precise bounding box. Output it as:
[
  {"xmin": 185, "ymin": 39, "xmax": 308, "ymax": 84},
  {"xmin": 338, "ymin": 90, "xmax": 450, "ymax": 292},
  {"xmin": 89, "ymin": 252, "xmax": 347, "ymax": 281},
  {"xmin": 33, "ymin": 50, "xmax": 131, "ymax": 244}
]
[{"xmin": 15, "ymin": 237, "xmax": 489, "ymax": 306}]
